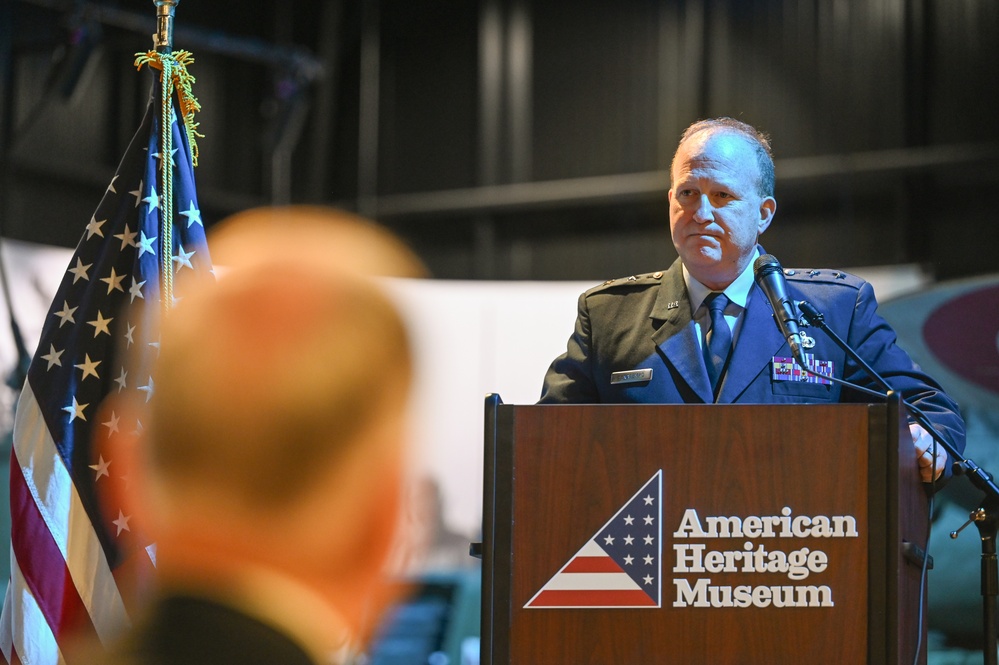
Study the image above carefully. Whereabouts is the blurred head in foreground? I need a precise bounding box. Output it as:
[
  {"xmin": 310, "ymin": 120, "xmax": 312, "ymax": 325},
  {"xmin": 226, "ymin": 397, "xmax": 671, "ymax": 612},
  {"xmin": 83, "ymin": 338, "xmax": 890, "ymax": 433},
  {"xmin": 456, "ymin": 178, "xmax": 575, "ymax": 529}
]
[{"xmin": 103, "ymin": 206, "xmax": 426, "ymax": 663}]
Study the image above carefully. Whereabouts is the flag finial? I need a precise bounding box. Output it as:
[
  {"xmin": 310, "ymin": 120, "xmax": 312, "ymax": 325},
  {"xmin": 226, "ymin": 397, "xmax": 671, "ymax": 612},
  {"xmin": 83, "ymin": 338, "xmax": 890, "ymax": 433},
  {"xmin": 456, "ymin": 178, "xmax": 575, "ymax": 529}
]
[{"xmin": 152, "ymin": 0, "xmax": 180, "ymax": 53}]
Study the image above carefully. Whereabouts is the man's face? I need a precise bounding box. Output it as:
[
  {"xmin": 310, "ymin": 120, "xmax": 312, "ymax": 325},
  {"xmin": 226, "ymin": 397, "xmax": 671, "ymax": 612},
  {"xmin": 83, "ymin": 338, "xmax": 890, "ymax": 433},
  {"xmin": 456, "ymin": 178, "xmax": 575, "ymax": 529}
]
[{"xmin": 668, "ymin": 131, "xmax": 776, "ymax": 290}]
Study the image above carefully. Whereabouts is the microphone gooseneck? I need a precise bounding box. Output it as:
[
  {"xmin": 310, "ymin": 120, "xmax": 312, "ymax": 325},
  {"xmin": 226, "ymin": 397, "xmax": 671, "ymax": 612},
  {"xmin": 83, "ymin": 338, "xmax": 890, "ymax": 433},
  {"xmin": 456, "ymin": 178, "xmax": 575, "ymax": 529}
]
[{"xmin": 753, "ymin": 254, "xmax": 807, "ymax": 367}]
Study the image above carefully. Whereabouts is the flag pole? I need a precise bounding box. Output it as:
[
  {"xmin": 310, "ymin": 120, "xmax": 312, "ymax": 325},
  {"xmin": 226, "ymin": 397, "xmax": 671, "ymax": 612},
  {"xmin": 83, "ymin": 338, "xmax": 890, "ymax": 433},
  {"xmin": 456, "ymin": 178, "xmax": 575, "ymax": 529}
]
[
  {"xmin": 153, "ymin": 0, "xmax": 179, "ymax": 53},
  {"xmin": 152, "ymin": 0, "xmax": 180, "ymax": 311}
]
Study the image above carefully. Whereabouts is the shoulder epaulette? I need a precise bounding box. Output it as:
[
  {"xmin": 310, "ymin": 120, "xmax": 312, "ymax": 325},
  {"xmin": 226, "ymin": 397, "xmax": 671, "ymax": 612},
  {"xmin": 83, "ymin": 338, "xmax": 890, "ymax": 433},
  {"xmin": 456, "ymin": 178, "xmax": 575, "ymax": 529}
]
[
  {"xmin": 586, "ymin": 270, "xmax": 666, "ymax": 295},
  {"xmin": 783, "ymin": 267, "xmax": 865, "ymax": 288}
]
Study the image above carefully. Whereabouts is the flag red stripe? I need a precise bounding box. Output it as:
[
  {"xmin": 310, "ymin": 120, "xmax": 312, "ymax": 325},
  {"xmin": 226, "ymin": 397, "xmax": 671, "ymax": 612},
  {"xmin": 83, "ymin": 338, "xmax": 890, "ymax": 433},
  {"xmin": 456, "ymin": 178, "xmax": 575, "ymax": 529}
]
[
  {"xmin": 527, "ymin": 589, "xmax": 657, "ymax": 607},
  {"xmin": 9, "ymin": 451, "xmax": 100, "ymax": 646},
  {"xmin": 563, "ymin": 557, "xmax": 625, "ymax": 574}
]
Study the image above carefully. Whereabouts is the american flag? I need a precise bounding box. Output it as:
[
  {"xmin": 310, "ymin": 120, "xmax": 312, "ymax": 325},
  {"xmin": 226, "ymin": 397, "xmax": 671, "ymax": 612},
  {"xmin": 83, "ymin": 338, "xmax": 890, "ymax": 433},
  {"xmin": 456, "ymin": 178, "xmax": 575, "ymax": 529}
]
[
  {"xmin": 525, "ymin": 470, "xmax": 662, "ymax": 609},
  {"xmin": 0, "ymin": 76, "xmax": 212, "ymax": 664}
]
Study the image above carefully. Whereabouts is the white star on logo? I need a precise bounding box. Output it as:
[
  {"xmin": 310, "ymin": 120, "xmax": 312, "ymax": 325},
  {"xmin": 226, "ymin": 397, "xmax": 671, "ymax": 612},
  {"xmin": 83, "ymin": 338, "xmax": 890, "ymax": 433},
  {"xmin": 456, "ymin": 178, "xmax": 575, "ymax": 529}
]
[
  {"xmin": 603, "ymin": 535, "xmax": 615, "ymax": 546},
  {"xmin": 643, "ymin": 555, "xmax": 654, "ymax": 565},
  {"xmin": 643, "ymin": 495, "xmax": 655, "ymax": 505},
  {"xmin": 623, "ymin": 515, "xmax": 634, "ymax": 525},
  {"xmin": 623, "ymin": 555, "xmax": 634, "ymax": 565},
  {"xmin": 623, "ymin": 535, "xmax": 634, "ymax": 545},
  {"xmin": 643, "ymin": 515, "xmax": 654, "ymax": 525},
  {"xmin": 643, "ymin": 535, "xmax": 654, "ymax": 546},
  {"xmin": 643, "ymin": 575, "xmax": 654, "ymax": 585}
]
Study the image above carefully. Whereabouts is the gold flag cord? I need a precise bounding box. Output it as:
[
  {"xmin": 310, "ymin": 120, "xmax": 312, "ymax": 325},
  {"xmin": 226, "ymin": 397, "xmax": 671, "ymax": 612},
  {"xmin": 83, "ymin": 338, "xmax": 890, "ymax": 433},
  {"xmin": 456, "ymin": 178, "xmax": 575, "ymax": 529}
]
[{"xmin": 134, "ymin": 50, "xmax": 203, "ymax": 313}]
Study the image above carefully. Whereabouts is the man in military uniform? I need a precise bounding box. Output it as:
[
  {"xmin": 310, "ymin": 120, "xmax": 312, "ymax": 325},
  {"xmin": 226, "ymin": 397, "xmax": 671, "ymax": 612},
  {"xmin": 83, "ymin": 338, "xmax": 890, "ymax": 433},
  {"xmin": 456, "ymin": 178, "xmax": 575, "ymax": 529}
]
[{"xmin": 539, "ymin": 117, "xmax": 964, "ymax": 483}]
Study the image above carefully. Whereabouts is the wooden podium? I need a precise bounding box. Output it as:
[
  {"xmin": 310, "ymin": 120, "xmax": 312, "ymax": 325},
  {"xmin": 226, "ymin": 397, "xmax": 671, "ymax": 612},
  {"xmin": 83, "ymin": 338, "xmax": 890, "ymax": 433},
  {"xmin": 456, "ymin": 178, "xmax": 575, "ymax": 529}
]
[{"xmin": 480, "ymin": 394, "xmax": 929, "ymax": 664}]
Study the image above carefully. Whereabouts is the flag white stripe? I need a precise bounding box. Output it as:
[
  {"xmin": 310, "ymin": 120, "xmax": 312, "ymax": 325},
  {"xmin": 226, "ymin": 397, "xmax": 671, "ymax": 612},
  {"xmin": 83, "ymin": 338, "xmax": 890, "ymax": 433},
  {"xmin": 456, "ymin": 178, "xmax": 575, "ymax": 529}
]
[
  {"xmin": 541, "ymin": 572, "xmax": 641, "ymax": 591},
  {"xmin": 13, "ymin": 386, "xmax": 129, "ymax": 645},
  {"xmin": 13, "ymin": 387, "xmax": 73, "ymax": 556},
  {"xmin": 1, "ymin": 578, "xmax": 13, "ymax": 662},
  {"xmin": 6, "ymin": 547, "xmax": 66, "ymax": 665},
  {"xmin": 576, "ymin": 540, "xmax": 607, "ymax": 557}
]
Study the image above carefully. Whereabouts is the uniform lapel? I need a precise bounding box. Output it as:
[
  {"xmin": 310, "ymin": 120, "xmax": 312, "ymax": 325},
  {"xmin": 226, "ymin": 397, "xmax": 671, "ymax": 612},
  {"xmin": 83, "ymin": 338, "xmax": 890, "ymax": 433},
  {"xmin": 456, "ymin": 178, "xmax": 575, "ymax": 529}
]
[
  {"xmin": 649, "ymin": 260, "xmax": 713, "ymax": 403},
  {"xmin": 716, "ymin": 282, "xmax": 786, "ymax": 402}
]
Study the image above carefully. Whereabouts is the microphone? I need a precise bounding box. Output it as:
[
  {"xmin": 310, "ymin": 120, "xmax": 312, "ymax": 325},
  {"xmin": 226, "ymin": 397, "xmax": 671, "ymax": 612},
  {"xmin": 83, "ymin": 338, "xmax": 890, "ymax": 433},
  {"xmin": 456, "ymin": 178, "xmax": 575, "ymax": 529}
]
[{"xmin": 753, "ymin": 254, "xmax": 807, "ymax": 367}]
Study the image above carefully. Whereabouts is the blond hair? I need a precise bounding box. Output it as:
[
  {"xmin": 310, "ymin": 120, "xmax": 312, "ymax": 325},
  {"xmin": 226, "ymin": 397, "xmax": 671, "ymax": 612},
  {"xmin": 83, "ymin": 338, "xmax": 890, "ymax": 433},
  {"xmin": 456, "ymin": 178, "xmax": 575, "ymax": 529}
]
[{"xmin": 144, "ymin": 206, "xmax": 423, "ymax": 508}]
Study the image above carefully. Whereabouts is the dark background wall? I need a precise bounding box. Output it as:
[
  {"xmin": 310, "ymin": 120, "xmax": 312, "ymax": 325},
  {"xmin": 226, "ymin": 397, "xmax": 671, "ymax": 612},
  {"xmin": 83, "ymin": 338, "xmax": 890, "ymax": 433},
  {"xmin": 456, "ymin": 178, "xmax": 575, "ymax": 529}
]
[{"xmin": 2, "ymin": 0, "xmax": 997, "ymax": 282}]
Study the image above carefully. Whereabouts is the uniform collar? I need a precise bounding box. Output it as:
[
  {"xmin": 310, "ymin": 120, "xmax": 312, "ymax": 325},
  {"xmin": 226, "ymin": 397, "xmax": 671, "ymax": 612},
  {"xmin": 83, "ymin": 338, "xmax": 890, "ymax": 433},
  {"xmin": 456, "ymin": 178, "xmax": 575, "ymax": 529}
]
[{"xmin": 682, "ymin": 248, "xmax": 760, "ymax": 312}]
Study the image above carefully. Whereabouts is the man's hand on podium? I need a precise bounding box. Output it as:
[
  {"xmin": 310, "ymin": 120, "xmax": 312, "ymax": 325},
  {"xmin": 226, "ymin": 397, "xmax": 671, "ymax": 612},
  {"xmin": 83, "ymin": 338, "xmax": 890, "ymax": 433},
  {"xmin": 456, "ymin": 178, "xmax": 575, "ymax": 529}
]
[{"xmin": 912, "ymin": 422, "xmax": 947, "ymax": 482}]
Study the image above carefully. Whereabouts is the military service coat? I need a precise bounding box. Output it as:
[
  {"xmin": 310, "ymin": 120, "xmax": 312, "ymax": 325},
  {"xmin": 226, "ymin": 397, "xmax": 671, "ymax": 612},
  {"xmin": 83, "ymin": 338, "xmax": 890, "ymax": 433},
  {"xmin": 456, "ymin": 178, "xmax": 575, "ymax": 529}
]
[{"xmin": 539, "ymin": 253, "xmax": 965, "ymax": 457}]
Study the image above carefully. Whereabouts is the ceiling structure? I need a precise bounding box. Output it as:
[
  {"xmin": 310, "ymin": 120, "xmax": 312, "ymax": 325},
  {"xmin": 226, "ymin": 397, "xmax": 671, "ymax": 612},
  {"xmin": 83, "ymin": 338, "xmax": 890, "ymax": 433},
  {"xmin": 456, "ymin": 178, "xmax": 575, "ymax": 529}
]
[{"xmin": 2, "ymin": 0, "xmax": 997, "ymax": 281}]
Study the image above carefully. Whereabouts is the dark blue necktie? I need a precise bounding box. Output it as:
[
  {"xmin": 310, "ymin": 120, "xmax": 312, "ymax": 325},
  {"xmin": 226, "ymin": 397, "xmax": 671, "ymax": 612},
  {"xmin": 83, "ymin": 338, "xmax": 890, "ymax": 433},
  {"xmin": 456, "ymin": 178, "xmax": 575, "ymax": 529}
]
[{"xmin": 704, "ymin": 292, "xmax": 732, "ymax": 390}]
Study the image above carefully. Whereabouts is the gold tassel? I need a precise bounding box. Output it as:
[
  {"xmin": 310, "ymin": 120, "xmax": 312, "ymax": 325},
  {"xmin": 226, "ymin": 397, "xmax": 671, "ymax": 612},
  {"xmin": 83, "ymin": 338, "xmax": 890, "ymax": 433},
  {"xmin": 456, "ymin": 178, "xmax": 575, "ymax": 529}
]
[{"xmin": 135, "ymin": 50, "xmax": 204, "ymax": 167}]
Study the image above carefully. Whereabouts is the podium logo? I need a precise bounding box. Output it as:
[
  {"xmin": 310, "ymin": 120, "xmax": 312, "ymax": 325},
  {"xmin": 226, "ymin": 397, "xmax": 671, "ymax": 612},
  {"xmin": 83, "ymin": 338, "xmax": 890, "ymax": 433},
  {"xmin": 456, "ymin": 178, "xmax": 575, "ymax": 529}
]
[{"xmin": 525, "ymin": 470, "xmax": 662, "ymax": 609}]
